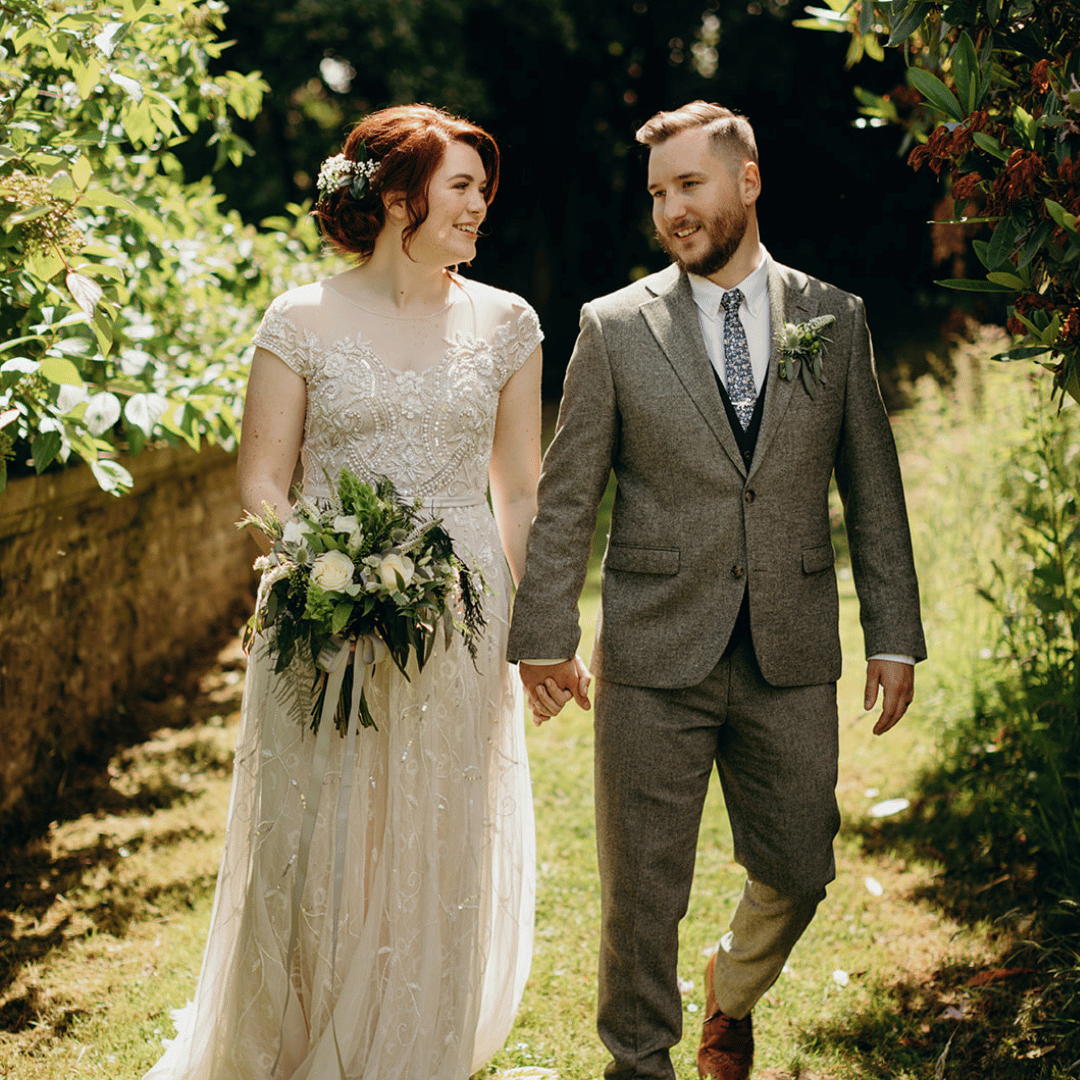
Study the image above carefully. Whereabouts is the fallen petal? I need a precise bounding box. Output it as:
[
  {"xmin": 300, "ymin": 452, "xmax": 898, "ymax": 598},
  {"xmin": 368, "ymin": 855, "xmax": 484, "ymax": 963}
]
[
  {"xmin": 868, "ymin": 797, "xmax": 910, "ymax": 818},
  {"xmin": 864, "ymin": 875, "xmax": 884, "ymax": 896}
]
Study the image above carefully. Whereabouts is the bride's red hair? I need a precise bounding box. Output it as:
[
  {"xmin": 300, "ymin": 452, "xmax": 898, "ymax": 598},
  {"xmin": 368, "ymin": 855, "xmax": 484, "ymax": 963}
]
[{"xmin": 312, "ymin": 104, "xmax": 500, "ymax": 261}]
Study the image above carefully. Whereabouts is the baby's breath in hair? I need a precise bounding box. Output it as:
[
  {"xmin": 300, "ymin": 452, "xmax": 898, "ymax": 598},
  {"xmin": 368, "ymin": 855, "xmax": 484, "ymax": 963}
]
[{"xmin": 316, "ymin": 148, "xmax": 379, "ymax": 204}]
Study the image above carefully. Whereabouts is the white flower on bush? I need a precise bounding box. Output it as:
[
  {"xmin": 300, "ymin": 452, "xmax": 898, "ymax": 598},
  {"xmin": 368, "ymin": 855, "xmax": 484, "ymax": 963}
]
[
  {"xmin": 310, "ymin": 550, "xmax": 355, "ymax": 593},
  {"xmin": 332, "ymin": 513, "xmax": 363, "ymax": 549},
  {"xmin": 377, "ymin": 552, "xmax": 415, "ymax": 591}
]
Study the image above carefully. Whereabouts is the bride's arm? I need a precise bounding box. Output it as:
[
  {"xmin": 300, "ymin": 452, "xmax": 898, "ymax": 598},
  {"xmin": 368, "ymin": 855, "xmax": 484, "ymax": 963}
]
[
  {"xmin": 489, "ymin": 344, "xmax": 542, "ymax": 586},
  {"xmin": 237, "ymin": 346, "xmax": 307, "ymax": 552}
]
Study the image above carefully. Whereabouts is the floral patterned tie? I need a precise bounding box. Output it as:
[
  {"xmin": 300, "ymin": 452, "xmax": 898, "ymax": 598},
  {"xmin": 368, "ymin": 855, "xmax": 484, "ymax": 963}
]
[{"xmin": 721, "ymin": 288, "xmax": 755, "ymax": 429}]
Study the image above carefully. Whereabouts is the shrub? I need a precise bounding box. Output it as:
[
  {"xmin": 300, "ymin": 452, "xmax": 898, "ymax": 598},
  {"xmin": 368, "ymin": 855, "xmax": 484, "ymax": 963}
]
[
  {"xmin": 0, "ymin": 0, "xmax": 335, "ymax": 496},
  {"xmin": 797, "ymin": 0, "xmax": 1080, "ymax": 405}
]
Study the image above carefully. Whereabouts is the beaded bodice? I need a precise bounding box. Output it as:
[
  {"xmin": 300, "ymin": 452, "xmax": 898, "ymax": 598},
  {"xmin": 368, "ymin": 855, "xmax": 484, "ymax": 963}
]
[{"xmin": 251, "ymin": 274, "xmax": 542, "ymax": 505}]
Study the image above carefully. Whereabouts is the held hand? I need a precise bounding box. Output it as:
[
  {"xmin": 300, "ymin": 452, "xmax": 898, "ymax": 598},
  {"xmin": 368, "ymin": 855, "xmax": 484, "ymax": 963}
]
[
  {"xmin": 519, "ymin": 656, "xmax": 592, "ymax": 726},
  {"xmin": 863, "ymin": 658, "xmax": 914, "ymax": 735}
]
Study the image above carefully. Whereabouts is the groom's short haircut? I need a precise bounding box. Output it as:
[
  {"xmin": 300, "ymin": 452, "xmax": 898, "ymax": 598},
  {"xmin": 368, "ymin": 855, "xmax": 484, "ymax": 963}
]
[{"xmin": 635, "ymin": 102, "xmax": 758, "ymax": 168}]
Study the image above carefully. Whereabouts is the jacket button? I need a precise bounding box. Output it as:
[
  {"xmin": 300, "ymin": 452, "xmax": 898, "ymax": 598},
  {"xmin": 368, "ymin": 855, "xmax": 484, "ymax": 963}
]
[
  {"xmin": 731, "ymin": 564, "xmax": 744, "ymax": 579},
  {"xmin": 744, "ymin": 489, "xmax": 755, "ymax": 504}
]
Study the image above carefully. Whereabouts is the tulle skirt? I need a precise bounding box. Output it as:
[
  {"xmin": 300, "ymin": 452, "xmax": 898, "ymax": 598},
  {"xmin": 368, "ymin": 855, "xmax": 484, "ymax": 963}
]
[{"xmin": 145, "ymin": 506, "xmax": 535, "ymax": 1079}]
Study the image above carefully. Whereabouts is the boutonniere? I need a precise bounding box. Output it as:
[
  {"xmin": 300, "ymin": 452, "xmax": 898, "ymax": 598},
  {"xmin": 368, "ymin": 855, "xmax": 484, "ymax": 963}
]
[{"xmin": 777, "ymin": 315, "xmax": 835, "ymax": 397}]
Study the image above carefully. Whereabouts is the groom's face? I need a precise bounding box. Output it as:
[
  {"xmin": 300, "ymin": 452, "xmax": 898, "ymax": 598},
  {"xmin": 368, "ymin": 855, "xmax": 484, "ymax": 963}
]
[{"xmin": 647, "ymin": 128, "xmax": 753, "ymax": 278}]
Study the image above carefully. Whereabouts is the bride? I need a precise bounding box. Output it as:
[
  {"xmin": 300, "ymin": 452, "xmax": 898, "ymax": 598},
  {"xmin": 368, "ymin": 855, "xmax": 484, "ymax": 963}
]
[{"xmin": 145, "ymin": 104, "xmax": 542, "ymax": 1080}]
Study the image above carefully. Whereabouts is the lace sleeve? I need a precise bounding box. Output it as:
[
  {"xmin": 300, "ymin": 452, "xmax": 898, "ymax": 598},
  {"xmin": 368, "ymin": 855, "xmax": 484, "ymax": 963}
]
[
  {"xmin": 493, "ymin": 302, "xmax": 543, "ymax": 389},
  {"xmin": 251, "ymin": 299, "xmax": 313, "ymax": 379}
]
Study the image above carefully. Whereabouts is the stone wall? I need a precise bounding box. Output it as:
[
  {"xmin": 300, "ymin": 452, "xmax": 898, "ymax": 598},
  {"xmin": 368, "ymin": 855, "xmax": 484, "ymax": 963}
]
[{"xmin": 0, "ymin": 446, "xmax": 258, "ymax": 837}]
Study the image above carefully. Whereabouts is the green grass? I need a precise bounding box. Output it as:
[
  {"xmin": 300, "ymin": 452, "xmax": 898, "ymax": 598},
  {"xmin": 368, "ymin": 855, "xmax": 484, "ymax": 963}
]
[{"xmin": 3, "ymin": 352, "xmax": 1079, "ymax": 1079}]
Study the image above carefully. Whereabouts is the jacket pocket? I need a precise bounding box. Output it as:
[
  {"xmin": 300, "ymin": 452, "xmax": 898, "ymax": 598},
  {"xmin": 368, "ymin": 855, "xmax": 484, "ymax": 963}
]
[
  {"xmin": 802, "ymin": 543, "xmax": 836, "ymax": 574},
  {"xmin": 605, "ymin": 544, "xmax": 680, "ymax": 576}
]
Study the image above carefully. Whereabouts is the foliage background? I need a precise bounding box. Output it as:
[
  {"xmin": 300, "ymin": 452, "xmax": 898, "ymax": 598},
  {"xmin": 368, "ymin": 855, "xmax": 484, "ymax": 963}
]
[{"xmin": 182, "ymin": 0, "xmax": 952, "ymax": 395}]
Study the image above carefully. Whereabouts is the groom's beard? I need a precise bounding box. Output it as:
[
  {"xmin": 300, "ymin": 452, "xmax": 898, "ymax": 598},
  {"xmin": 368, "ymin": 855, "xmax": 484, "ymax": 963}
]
[{"xmin": 657, "ymin": 201, "xmax": 749, "ymax": 277}]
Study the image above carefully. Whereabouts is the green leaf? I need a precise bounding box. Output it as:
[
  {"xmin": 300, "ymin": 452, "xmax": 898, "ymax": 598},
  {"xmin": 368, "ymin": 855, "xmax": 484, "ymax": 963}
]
[
  {"xmin": 40, "ymin": 355, "xmax": 84, "ymax": 386},
  {"xmin": 72, "ymin": 155, "xmax": 92, "ymax": 191},
  {"xmin": 858, "ymin": 0, "xmax": 874, "ymax": 35},
  {"xmin": 5, "ymin": 205, "xmax": 50, "ymax": 227},
  {"xmin": 986, "ymin": 0, "xmax": 1000, "ymax": 23},
  {"xmin": 1045, "ymin": 198, "xmax": 1078, "ymax": 235},
  {"xmin": 972, "ymin": 132, "xmax": 1009, "ymax": 160},
  {"xmin": 49, "ymin": 171, "xmax": 77, "ymax": 201},
  {"xmin": 27, "ymin": 247, "xmax": 65, "ymax": 282},
  {"xmin": 32, "ymin": 430, "xmax": 62, "ymax": 472},
  {"xmin": 952, "ymin": 31, "xmax": 980, "ymax": 114},
  {"xmin": 331, "ymin": 601, "xmax": 353, "ymax": 636},
  {"xmin": 908, "ymin": 68, "xmax": 964, "ymax": 122},
  {"xmin": 991, "ymin": 345, "xmax": 1053, "ymax": 361},
  {"xmin": 986, "ymin": 271, "xmax": 1026, "ymax": 289},
  {"xmin": 935, "ymin": 277, "xmax": 1019, "ymax": 292},
  {"xmin": 1017, "ymin": 220, "xmax": 1053, "ymax": 268},
  {"xmin": 77, "ymin": 187, "xmax": 141, "ymax": 215},
  {"xmin": 887, "ymin": 1, "xmax": 931, "ymax": 46},
  {"xmin": 91, "ymin": 309, "xmax": 114, "ymax": 357},
  {"xmin": 1013, "ymin": 104, "xmax": 1038, "ymax": 149},
  {"xmin": 987, "ymin": 216, "xmax": 1015, "ymax": 267}
]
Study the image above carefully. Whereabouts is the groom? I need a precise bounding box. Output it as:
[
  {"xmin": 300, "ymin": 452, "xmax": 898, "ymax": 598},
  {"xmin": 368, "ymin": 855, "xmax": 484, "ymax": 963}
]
[{"xmin": 507, "ymin": 102, "xmax": 926, "ymax": 1080}]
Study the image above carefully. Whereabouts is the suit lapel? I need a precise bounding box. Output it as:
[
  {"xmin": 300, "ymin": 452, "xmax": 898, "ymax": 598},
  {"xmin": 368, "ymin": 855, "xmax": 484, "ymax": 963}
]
[
  {"xmin": 748, "ymin": 262, "xmax": 815, "ymax": 481},
  {"xmin": 640, "ymin": 268, "xmax": 746, "ymax": 476}
]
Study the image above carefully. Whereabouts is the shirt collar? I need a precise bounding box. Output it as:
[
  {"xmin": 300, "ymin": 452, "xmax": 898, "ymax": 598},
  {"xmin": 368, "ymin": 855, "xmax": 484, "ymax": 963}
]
[{"xmin": 688, "ymin": 245, "xmax": 771, "ymax": 320}]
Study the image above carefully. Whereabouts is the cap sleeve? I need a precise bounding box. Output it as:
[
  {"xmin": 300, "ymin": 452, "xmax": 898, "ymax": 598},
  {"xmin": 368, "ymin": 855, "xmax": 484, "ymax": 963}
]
[
  {"xmin": 493, "ymin": 300, "xmax": 543, "ymax": 389},
  {"xmin": 251, "ymin": 296, "xmax": 314, "ymax": 379}
]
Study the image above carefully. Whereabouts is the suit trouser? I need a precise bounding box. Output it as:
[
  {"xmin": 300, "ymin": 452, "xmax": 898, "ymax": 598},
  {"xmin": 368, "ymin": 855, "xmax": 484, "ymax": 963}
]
[{"xmin": 593, "ymin": 634, "xmax": 841, "ymax": 1080}]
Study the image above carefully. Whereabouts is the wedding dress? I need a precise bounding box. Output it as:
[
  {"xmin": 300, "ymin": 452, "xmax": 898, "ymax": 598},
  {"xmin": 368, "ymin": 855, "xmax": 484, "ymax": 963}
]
[{"xmin": 145, "ymin": 273, "xmax": 539, "ymax": 1080}]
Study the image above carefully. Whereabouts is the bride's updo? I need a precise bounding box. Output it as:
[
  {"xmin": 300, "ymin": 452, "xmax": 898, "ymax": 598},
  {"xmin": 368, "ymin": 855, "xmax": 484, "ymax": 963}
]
[{"xmin": 313, "ymin": 104, "xmax": 500, "ymax": 260}]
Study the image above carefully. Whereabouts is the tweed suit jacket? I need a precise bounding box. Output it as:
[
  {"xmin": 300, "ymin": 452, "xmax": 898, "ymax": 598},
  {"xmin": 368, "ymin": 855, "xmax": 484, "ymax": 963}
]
[{"xmin": 506, "ymin": 261, "xmax": 926, "ymax": 689}]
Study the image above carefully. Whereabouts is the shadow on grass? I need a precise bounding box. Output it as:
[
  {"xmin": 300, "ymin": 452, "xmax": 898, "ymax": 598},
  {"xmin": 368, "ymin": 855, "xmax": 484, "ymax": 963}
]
[
  {"xmin": 795, "ymin": 959, "xmax": 1079, "ymax": 1080},
  {"xmin": 0, "ymin": 624, "xmax": 246, "ymax": 1024},
  {"xmin": 830, "ymin": 757, "xmax": 1080, "ymax": 1077}
]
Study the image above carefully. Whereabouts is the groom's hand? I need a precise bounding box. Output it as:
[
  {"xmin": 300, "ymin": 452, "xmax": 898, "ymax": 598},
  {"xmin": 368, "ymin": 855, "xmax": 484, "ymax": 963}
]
[
  {"xmin": 864, "ymin": 658, "xmax": 914, "ymax": 736},
  {"xmin": 519, "ymin": 657, "xmax": 592, "ymax": 726}
]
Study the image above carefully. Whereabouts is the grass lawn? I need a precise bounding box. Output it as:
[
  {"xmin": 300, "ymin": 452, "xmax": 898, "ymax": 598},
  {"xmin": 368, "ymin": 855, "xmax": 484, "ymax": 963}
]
[{"xmin": 2, "ymin": 402, "xmax": 1076, "ymax": 1079}]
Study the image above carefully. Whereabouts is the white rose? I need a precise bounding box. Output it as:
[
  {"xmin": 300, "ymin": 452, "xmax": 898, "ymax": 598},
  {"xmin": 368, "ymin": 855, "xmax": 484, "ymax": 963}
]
[
  {"xmin": 310, "ymin": 550, "xmax": 355, "ymax": 593},
  {"xmin": 377, "ymin": 552, "xmax": 415, "ymax": 591},
  {"xmin": 282, "ymin": 519, "xmax": 306, "ymax": 545},
  {"xmin": 332, "ymin": 514, "xmax": 363, "ymax": 548}
]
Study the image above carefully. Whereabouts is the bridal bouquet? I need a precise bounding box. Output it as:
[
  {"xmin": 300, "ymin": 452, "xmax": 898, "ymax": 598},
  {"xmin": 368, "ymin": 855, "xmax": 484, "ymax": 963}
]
[{"xmin": 241, "ymin": 469, "xmax": 486, "ymax": 733}]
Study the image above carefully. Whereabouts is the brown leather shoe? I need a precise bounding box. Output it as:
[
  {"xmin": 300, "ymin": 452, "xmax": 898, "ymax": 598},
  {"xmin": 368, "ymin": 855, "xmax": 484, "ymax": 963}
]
[{"xmin": 697, "ymin": 952, "xmax": 754, "ymax": 1080}]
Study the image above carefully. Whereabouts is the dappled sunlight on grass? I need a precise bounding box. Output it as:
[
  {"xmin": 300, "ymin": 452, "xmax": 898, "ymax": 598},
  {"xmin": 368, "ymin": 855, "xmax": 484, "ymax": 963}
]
[{"xmin": 5, "ymin": 360, "xmax": 1079, "ymax": 1077}]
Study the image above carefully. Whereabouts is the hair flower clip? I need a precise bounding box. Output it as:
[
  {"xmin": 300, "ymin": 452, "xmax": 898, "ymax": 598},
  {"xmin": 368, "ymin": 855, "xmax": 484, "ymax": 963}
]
[{"xmin": 316, "ymin": 143, "xmax": 380, "ymax": 203}]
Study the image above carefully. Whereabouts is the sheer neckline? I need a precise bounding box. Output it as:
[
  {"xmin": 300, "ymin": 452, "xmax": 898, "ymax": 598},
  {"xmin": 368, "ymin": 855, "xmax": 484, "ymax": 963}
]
[{"xmin": 322, "ymin": 272, "xmax": 467, "ymax": 320}]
